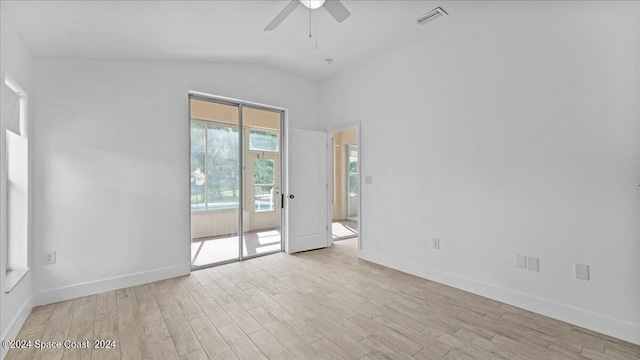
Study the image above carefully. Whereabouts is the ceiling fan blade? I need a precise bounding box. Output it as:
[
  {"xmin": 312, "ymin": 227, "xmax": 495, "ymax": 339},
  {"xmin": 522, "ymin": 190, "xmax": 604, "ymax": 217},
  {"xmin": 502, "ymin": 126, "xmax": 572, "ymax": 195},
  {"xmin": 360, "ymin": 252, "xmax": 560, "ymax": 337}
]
[
  {"xmin": 264, "ymin": 0, "xmax": 300, "ymax": 31},
  {"xmin": 323, "ymin": 0, "xmax": 351, "ymax": 23}
]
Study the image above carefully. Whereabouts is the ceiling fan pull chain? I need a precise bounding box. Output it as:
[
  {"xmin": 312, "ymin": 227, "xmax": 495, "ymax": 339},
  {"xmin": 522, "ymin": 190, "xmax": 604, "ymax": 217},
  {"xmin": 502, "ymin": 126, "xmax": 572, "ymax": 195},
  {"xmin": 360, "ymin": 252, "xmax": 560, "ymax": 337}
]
[{"xmin": 309, "ymin": 7, "xmax": 312, "ymax": 38}]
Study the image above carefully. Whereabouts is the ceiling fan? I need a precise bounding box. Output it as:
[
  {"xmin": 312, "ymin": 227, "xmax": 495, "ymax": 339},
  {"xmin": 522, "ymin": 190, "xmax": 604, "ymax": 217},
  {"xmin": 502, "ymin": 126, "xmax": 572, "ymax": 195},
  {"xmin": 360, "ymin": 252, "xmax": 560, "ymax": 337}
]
[{"xmin": 264, "ymin": 0, "xmax": 351, "ymax": 31}]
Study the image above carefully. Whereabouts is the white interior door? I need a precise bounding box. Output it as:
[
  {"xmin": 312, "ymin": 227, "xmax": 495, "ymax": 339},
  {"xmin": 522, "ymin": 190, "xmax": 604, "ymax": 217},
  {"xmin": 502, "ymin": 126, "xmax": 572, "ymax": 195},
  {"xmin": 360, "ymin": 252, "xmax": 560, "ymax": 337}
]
[{"xmin": 287, "ymin": 129, "xmax": 328, "ymax": 253}]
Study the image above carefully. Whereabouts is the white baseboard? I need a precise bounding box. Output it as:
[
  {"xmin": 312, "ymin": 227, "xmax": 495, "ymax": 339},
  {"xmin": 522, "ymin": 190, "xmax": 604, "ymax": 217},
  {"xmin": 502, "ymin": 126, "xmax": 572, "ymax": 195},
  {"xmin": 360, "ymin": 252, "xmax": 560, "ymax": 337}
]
[
  {"xmin": 33, "ymin": 264, "xmax": 191, "ymax": 306},
  {"xmin": 1, "ymin": 295, "xmax": 34, "ymax": 360},
  {"xmin": 358, "ymin": 249, "xmax": 640, "ymax": 346}
]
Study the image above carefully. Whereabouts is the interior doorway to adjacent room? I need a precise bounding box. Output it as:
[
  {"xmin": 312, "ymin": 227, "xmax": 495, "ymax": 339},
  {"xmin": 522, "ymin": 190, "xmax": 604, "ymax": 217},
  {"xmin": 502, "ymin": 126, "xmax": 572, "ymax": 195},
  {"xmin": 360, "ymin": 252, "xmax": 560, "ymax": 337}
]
[{"xmin": 330, "ymin": 127, "xmax": 359, "ymax": 241}]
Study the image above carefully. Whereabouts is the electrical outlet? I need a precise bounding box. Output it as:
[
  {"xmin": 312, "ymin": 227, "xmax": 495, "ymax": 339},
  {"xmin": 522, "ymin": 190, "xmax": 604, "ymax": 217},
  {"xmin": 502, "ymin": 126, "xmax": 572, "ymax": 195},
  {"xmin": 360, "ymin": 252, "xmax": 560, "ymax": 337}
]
[
  {"xmin": 432, "ymin": 238, "xmax": 440, "ymax": 249},
  {"xmin": 365, "ymin": 175, "xmax": 373, "ymax": 184},
  {"xmin": 516, "ymin": 254, "xmax": 527, "ymax": 269},
  {"xmin": 527, "ymin": 256, "xmax": 539, "ymax": 272},
  {"xmin": 44, "ymin": 251, "xmax": 56, "ymax": 265}
]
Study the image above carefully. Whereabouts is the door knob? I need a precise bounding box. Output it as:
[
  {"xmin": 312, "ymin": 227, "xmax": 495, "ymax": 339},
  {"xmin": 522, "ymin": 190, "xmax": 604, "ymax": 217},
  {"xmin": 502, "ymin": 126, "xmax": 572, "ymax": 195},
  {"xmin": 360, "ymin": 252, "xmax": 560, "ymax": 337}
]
[{"xmin": 288, "ymin": 194, "xmax": 295, "ymax": 199}]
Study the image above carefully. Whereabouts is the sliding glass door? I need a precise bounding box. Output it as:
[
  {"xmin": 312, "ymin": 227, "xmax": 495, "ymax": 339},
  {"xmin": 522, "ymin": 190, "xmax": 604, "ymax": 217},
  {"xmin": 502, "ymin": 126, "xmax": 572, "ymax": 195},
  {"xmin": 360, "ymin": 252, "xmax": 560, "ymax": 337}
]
[
  {"xmin": 242, "ymin": 107, "xmax": 282, "ymax": 258},
  {"xmin": 189, "ymin": 96, "xmax": 282, "ymax": 269},
  {"xmin": 190, "ymin": 99, "xmax": 241, "ymax": 267}
]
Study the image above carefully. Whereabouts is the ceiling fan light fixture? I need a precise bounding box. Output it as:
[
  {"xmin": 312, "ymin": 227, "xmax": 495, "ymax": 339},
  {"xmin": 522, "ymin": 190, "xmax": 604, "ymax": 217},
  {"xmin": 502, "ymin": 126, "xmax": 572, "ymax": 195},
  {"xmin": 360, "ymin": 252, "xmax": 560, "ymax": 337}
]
[
  {"xmin": 299, "ymin": 0, "xmax": 325, "ymax": 10},
  {"xmin": 264, "ymin": 0, "xmax": 350, "ymax": 31}
]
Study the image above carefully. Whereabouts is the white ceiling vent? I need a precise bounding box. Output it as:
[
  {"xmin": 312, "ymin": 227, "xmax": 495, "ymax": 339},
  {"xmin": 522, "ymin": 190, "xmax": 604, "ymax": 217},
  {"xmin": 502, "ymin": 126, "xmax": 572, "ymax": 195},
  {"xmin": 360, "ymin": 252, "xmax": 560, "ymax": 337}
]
[{"xmin": 417, "ymin": 7, "xmax": 448, "ymax": 25}]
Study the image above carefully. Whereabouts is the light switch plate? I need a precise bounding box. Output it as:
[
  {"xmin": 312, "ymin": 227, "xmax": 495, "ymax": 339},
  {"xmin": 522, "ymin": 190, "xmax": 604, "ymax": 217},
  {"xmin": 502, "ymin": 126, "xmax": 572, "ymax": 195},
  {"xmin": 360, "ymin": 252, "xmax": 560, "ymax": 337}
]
[
  {"xmin": 365, "ymin": 175, "xmax": 373, "ymax": 184},
  {"xmin": 527, "ymin": 256, "xmax": 539, "ymax": 272},
  {"xmin": 575, "ymin": 264, "xmax": 590, "ymax": 281},
  {"xmin": 516, "ymin": 254, "xmax": 527, "ymax": 269}
]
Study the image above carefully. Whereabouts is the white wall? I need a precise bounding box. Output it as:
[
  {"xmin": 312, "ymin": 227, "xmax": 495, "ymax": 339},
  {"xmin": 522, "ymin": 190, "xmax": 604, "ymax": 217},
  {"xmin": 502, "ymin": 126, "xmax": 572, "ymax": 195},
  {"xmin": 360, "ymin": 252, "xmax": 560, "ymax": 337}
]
[
  {"xmin": 32, "ymin": 57, "xmax": 320, "ymax": 304},
  {"xmin": 321, "ymin": 1, "xmax": 640, "ymax": 344},
  {"xmin": 0, "ymin": 6, "xmax": 35, "ymax": 357}
]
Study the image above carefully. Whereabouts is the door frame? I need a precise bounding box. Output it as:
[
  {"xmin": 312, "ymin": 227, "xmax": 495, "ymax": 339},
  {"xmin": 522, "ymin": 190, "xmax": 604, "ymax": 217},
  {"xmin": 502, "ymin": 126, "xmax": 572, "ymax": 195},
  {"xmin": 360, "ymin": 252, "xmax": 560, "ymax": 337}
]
[
  {"xmin": 188, "ymin": 91, "xmax": 288, "ymax": 270},
  {"xmin": 327, "ymin": 121, "xmax": 362, "ymax": 251}
]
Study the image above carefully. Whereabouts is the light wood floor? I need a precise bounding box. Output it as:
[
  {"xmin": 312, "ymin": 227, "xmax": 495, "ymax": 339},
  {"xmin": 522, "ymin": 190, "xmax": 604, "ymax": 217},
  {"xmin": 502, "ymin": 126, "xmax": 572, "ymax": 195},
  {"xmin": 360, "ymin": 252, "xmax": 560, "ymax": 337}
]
[{"xmin": 6, "ymin": 238, "xmax": 639, "ymax": 360}]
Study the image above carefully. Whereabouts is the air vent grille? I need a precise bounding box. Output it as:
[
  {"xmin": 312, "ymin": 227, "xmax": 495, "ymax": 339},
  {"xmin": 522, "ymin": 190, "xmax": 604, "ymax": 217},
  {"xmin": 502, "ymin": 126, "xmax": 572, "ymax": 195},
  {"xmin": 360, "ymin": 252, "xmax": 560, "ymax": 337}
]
[{"xmin": 417, "ymin": 7, "xmax": 448, "ymax": 25}]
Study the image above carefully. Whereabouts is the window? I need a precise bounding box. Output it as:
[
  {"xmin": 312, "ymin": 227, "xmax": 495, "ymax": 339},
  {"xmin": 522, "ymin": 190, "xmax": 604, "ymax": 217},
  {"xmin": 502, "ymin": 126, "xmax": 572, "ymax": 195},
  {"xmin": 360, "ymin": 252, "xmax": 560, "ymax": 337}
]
[
  {"xmin": 191, "ymin": 121, "xmax": 240, "ymax": 211},
  {"xmin": 190, "ymin": 123, "xmax": 206, "ymax": 210},
  {"xmin": 2, "ymin": 73, "xmax": 29, "ymax": 292},
  {"xmin": 254, "ymin": 158, "xmax": 275, "ymax": 212},
  {"xmin": 249, "ymin": 129, "xmax": 278, "ymax": 152},
  {"xmin": 348, "ymin": 144, "xmax": 358, "ymax": 197}
]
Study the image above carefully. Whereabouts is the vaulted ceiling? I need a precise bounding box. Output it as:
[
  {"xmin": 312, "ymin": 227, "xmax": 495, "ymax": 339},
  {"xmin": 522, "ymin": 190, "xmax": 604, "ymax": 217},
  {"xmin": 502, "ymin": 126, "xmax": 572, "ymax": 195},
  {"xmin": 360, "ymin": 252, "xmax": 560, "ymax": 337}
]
[{"xmin": 1, "ymin": 1, "xmax": 490, "ymax": 80}]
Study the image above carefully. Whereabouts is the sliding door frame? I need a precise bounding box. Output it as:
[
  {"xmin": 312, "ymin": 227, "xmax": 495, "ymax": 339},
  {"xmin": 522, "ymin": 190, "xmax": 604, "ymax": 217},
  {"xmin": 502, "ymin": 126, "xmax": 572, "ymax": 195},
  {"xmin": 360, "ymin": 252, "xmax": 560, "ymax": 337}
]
[
  {"xmin": 188, "ymin": 91, "xmax": 286, "ymax": 270},
  {"xmin": 240, "ymin": 103, "xmax": 285, "ymax": 261}
]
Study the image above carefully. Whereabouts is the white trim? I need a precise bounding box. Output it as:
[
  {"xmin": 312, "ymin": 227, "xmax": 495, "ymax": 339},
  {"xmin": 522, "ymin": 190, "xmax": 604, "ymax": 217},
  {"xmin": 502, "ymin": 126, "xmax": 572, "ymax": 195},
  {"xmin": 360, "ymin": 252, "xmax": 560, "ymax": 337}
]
[
  {"xmin": 0, "ymin": 295, "xmax": 33, "ymax": 360},
  {"xmin": 4, "ymin": 268, "xmax": 29, "ymax": 293},
  {"xmin": 33, "ymin": 264, "xmax": 190, "ymax": 306},
  {"xmin": 3, "ymin": 73, "xmax": 28, "ymax": 137},
  {"xmin": 3, "ymin": 74, "xmax": 26, "ymax": 97},
  {"xmin": 326, "ymin": 131, "xmax": 333, "ymax": 246},
  {"xmin": 358, "ymin": 249, "xmax": 640, "ymax": 346},
  {"xmin": 282, "ymin": 115, "xmax": 290, "ymax": 254}
]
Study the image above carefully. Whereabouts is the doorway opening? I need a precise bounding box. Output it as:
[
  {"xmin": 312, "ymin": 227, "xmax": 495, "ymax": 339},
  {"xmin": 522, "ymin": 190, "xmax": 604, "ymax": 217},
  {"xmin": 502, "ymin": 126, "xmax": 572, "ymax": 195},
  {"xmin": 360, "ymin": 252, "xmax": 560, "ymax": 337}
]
[
  {"xmin": 189, "ymin": 95, "xmax": 283, "ymax": 269},
  {"xmin": 330, "ymin": 127, "xmax": 359, "ymax": 241}
]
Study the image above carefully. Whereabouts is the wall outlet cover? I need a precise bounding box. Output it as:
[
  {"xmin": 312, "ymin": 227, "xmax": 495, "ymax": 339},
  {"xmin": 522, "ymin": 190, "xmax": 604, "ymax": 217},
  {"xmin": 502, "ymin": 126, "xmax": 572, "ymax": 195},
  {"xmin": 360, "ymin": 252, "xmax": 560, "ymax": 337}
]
[
  {"xmin": 432, "ymin": 238, "xmax": 440, "ymax": 249},
  {"xmin": 44, "ymin": 251, "xmax": 56, "ymax": 265},
  {"xmin": 516, "ymin": 254, "xmax": 527, "ymax": 269},
  {"xmin": 575, "ymin": 263, "xmax": 590, "ymax": 281},
  {"xmin": 527, "ymin": 256, "xmax": 539, "ymax": 271}
]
